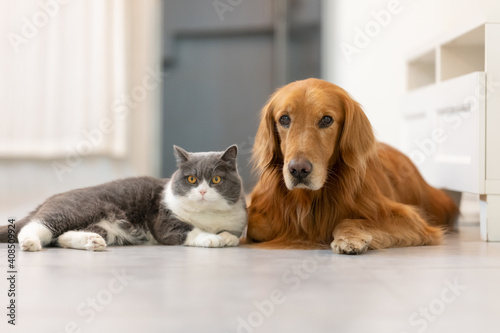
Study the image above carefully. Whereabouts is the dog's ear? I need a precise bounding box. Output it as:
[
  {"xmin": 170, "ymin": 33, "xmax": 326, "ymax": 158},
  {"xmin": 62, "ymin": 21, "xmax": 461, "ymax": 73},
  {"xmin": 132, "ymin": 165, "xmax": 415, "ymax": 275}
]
[
  {"xmin": 252, "ymin": 99, "xmax": 281, "ymax": 173},
  {"xmin": 338, "ymin": 94, "xmax": 376, "ymax": 172}
]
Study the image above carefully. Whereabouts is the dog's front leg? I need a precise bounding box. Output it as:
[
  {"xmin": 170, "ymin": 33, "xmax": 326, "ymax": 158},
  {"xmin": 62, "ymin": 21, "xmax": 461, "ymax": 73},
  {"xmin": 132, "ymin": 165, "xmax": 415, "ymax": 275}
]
[
  {"xmin": 331, "ymin": 219, "xmax": 373, "ymax": 254},
  {"xmin": 332, "ymin": 203, "xmax": 443, "ymax": 254}
]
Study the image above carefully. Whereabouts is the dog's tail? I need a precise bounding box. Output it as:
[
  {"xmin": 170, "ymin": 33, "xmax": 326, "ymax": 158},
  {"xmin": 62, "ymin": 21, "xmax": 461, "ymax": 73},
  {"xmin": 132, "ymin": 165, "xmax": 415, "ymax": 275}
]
[
  {"xmin": 0, "ymin": 218, "xmax": 29, "ymax": 243},
  {"xmin": 425, "ymin": 186, "xmax": 460, "ymax": 232}
]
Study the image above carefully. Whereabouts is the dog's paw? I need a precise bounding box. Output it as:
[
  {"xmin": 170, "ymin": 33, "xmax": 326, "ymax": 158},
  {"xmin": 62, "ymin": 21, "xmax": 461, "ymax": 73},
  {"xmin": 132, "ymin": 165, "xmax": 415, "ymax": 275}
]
[
  {"xmin": 331, "ymin": 234, "xmax": 372, "ymax": 255},
  {"xmin": 218, "ymin": 231, "xmax": 239, "ymax": 247},
  {"xmin": 20, "ymin": 237, "xmax": 42, "ymax": 252},
  {"xmin": 84, "ymin": 234, "xmax": 107, "ymax": 251}
]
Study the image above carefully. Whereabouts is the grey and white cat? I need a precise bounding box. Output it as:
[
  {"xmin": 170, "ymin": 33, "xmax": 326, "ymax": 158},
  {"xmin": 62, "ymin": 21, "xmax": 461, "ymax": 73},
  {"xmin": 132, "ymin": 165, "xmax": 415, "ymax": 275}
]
[{"xmin": 0, "ymin": 145, "xmax": 247, "ymax": 251}]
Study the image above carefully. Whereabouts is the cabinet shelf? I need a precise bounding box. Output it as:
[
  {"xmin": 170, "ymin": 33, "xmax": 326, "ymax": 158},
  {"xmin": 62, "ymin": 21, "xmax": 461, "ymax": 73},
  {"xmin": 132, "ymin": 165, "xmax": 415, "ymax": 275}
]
[
  {"xmin": 407, "ymin": 24, "xmax": 485, "ymax": 90},
  {"xmin": 408, "ymin": 50, "xmax": 435, "ymax": 90}
]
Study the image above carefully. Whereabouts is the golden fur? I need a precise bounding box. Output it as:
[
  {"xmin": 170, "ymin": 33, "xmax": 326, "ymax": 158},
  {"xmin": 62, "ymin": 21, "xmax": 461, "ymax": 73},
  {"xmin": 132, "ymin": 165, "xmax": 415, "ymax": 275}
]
[{"xmin": 246, "ymin": 78, "xmax": 458, "ymax": 253}]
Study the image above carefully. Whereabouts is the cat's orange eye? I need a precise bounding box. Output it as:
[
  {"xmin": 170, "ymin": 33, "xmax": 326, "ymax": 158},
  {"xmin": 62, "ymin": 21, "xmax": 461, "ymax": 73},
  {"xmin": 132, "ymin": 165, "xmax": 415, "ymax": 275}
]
[
  {"xmin": 187, "ymin": 176, "xmax": 197, "ymax": 184},
  {"xmin": 212, "ymin": 176, "xmax": 221, "ymax": 184}
]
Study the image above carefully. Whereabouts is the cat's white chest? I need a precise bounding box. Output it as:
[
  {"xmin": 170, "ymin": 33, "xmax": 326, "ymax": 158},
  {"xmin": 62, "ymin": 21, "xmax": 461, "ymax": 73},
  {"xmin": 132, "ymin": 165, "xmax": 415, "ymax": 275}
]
[{"xmin": 163, "ymin": 182, "xmax": 246, "ymax": 236}]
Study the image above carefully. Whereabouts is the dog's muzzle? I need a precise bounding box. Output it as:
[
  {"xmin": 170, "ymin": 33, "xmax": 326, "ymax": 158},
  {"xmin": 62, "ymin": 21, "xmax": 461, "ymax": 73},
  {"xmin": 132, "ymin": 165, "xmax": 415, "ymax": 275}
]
[{"xmin": 288, "ymin": 159, "xmax": 312, "ymax": 185}]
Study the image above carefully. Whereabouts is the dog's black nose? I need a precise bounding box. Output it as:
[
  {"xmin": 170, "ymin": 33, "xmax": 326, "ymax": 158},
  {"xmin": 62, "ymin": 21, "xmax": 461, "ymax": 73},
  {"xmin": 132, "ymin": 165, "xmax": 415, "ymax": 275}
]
[{"xmin": 288, "ymin": 159, "xmax": 312, "ymax": 181}]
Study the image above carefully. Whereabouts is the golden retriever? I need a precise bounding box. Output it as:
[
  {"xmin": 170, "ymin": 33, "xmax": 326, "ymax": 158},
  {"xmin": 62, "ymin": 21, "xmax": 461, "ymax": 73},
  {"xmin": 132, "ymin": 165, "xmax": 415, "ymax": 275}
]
[{"xmin": 246, "ymin": 78, "xmax": 458, "ymax": 254}]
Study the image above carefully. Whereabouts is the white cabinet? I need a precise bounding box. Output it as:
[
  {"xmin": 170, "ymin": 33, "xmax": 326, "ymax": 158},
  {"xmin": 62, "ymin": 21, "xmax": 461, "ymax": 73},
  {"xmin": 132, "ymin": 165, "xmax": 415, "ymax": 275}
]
[{"xmin": 403, "ymin": 23, "xmax": 500, "ymax": 241}]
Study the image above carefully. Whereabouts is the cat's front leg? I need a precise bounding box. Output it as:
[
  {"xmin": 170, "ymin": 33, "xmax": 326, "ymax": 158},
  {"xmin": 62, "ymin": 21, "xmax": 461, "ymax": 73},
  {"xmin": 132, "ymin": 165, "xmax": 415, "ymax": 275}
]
[
  {"xmin": 152, "ymin": 209, "xmax": 225, "ymax": 248},
  {"xmin": 184, "ymin": 228, "xmax": 225, "ymax": 248}
]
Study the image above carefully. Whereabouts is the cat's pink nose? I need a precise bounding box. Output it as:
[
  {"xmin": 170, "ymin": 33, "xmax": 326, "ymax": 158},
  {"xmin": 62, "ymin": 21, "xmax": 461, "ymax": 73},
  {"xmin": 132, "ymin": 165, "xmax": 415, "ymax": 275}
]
[{"xmin": 199, "ymin": 189, "xmax": 207, "ymax": 196}]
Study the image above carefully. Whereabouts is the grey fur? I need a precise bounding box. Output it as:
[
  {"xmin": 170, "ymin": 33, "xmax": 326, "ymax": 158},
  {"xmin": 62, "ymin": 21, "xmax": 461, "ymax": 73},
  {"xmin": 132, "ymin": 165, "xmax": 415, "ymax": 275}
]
[
  {"xmin": 0, "ymin": 145, "xmax": 246, "ymax": 248},
  {"xmin": 0, "ymin": 177, "xmax": 174, "ymax": 245}
]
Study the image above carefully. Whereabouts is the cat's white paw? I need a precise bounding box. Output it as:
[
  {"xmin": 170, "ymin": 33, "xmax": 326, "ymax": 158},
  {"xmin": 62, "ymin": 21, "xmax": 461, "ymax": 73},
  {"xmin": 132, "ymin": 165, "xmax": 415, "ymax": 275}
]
[
  {"xmin": 219, "ymin": 231, "xmax": 239, "ymax": 247},
  {"xmin": 20, "ymin": 236, "xmax": 42, "ymax": 252},
  {"xmin": 184, "ymin": 228, "xmax": 226, "ymax": 248},
  {"xmin": 58, "ymin": 231, "xmax": 107, "ymax": 251},
  {"xmin": 193, "ymin": 233, "xmax": 224, "ymax": 248},
  {"xmin": 84, "ymin": 235, "xmax": 107, "ymax": 251}
]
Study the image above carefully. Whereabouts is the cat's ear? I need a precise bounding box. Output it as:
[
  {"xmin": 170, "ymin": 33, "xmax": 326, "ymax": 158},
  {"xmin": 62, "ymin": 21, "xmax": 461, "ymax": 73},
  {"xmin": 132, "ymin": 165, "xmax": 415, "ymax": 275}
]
[
  {"xmin": 173, "ymin": 145, "xmax": 190, "ymax": 164},
  {"xmin": 221, "ymin": 145, "xmax": 238, "ymax": 164}
]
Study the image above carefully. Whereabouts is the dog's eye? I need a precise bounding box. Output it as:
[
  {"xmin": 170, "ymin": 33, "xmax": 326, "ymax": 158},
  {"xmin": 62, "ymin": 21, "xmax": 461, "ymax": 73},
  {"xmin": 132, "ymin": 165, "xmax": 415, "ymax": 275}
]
[
  {"xmin": 319, "ymin": 116, "xmax": 333, "ymax": 128},
  {"xmin": 279, "ymin": 115, "xmax": 291, "ymax": 127}
]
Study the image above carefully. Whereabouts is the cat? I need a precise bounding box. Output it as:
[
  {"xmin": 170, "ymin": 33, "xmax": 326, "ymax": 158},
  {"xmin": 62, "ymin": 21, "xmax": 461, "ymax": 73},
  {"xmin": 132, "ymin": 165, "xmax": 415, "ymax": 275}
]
[{"xmin": 0, "ymin": 145, "xmax": 247, "ymax": 251}]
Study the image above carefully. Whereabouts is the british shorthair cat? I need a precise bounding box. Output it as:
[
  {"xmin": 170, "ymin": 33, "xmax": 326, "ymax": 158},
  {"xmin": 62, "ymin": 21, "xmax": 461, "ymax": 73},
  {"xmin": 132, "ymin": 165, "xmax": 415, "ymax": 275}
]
[{"xmin": 0, "ymin": 145, "xmax": 247, "ymax": 251}]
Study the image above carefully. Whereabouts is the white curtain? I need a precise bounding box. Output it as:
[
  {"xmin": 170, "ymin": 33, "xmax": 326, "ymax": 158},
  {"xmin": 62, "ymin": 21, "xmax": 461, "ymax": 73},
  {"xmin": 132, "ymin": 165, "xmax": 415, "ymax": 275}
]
[{"xmin": 0, "ymin": 0, "xmax": 128, "ymax": 158}]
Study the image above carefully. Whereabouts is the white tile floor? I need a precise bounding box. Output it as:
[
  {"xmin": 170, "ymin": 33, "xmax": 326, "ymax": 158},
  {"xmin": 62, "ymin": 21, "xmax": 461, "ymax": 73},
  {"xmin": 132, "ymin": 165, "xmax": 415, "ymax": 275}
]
[{"xmin": 0, "ymin": 225, "xmax": 499, "ymax": 333}]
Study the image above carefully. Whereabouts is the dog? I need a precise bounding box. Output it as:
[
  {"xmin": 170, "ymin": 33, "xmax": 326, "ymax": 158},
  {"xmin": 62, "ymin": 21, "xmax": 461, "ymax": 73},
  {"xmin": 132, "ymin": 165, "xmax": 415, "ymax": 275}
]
[{"xmin": 246, "ymin": 78, "xmax": 458, "ymax": 254}]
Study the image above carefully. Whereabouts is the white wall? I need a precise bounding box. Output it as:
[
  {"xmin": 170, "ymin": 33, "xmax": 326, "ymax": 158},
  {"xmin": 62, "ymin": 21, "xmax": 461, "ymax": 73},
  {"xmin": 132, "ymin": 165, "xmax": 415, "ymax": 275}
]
[
  {"xmin": 0, "ymin": 0, "xmax": 162, "ymax": 221},
  {"xmin": 322, "ymin": 0, "xmax": 494, "ymax": 148}
]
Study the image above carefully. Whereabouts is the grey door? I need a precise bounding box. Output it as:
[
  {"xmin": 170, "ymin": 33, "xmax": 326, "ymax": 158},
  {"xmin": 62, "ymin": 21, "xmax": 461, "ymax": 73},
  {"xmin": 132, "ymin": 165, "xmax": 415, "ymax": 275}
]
[{"xmin": 161, "ymin": 0, "xmax": 321, "ymax": 189}]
